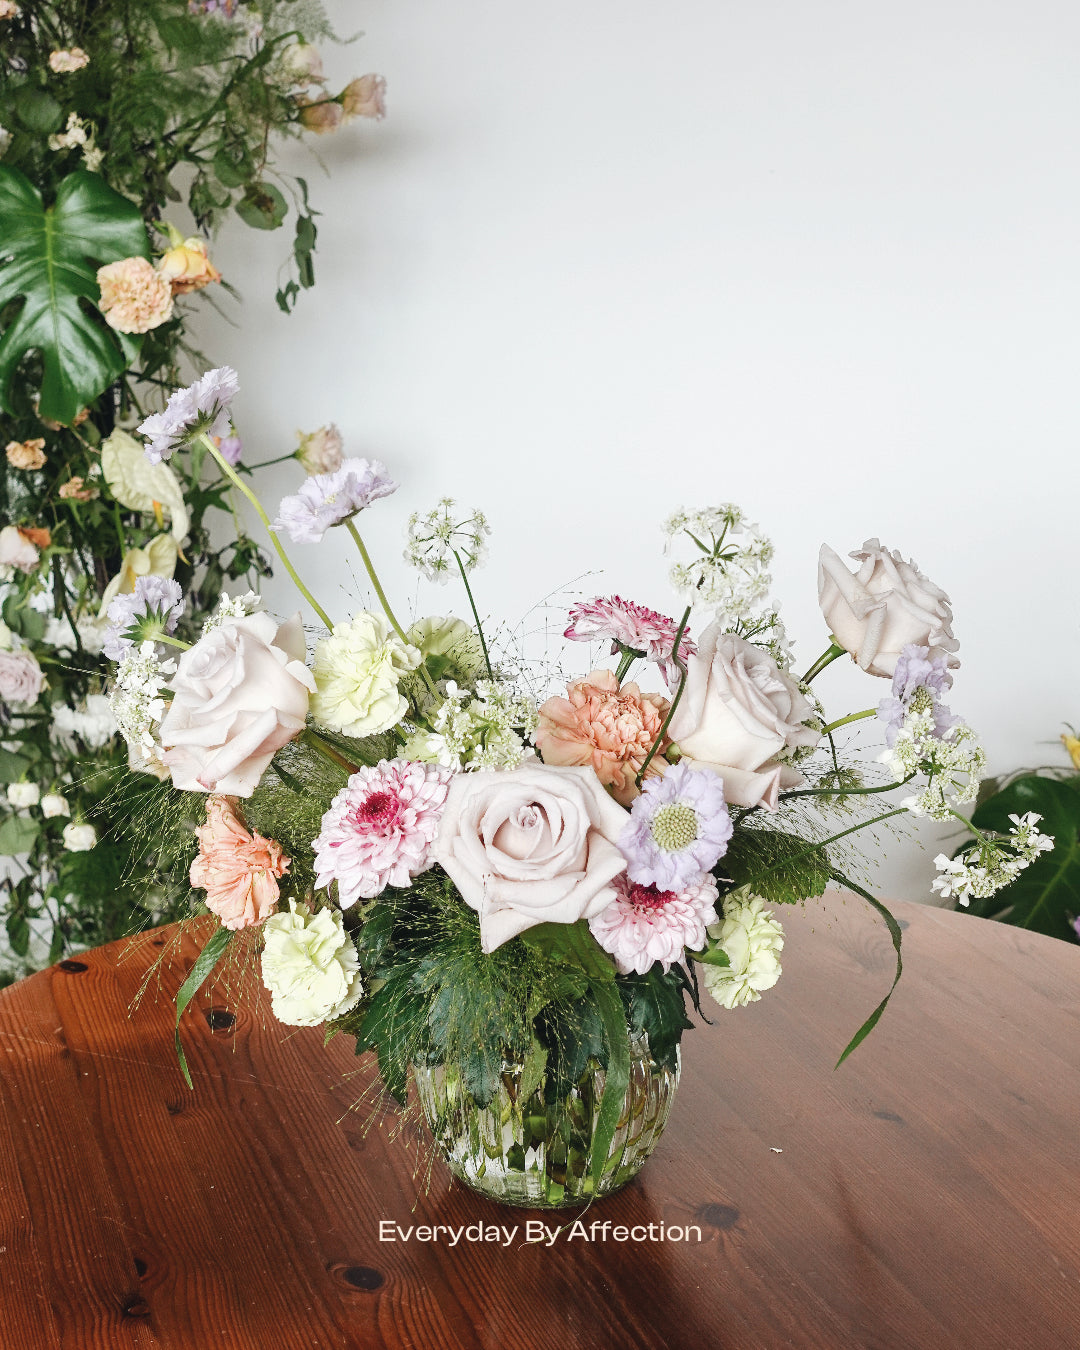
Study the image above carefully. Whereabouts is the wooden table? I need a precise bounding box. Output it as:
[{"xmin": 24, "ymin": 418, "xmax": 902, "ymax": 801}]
[{"xmin": 0, "ymin": 892, "xmax": 1078, "ymax": 1350}]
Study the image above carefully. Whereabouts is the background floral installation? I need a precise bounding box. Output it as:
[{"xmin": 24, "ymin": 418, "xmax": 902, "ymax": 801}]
[
  {"xmin": 97, "ymin": 362, "xmax": 1054, "ymax": 1201},
  {"xmin": 0, "ymin": 0, "xmax": 384, "ymax": 981}
]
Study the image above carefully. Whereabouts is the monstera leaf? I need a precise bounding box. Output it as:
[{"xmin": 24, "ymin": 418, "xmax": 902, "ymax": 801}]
[
  {"xmin": 0, "ymin": 167, "xmax": 150, "ymax": 425},
  {"xmin": 963, "ymin": 773, "xmax": 1080, "ymax": 943}
]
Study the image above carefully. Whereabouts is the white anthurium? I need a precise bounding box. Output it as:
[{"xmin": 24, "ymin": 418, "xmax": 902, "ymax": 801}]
[
  {"xmin": 101, "ymin": 428, "xmax": 189, "ymax": 543},
  {"xmin": 98, "ymin": 534, "xmax": 178, "ymax": 614}
]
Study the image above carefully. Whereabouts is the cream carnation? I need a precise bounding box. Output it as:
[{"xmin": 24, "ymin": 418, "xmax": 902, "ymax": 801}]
[
  {"xmin": 97, "ymin": 257, "xmax": 174, "ymax": 334},
  {"xmin": 261, "ymin": 901, "xmax": 363, "ymax": 1026},
  {"xmin": 310, "ymin": 613, "xmax": 421, "ymax": 737},
  {"xmin": 49, "ymin": 48, "xmax": 89, "ymax": 73},
  {"xmin": 701, "ymin": 890, "xmax": 784, "ymax": 1009}
]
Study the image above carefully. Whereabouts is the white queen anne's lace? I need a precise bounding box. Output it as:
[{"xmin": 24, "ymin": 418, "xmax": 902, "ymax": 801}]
[
  {"xmin": 664, "ymin": 504, "xmax": 774, "ymax": 625},
  {"xmin": 932, "ymin": 811, "xmax": 1054, "ymax": 904}
]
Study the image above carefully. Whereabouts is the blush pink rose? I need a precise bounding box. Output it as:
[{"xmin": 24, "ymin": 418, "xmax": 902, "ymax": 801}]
[
  {"xmin": 534, "ymin": 669, "xmax": 670, "ymax": 806},
  {"xmin": 0, "ymin": 649, "xmax": 45, "ymax": 706},
  {"xmin": 159, "ymin": 612, "xmax": 316, "ymax": 797},
  {"xmin": 435, "ymin": 763, "xmax": 629, "ymax": 953},
  {"xmin": 190, "ymin": 796, "xmax": 289, "ymax": 929},
  {"xmin": 667, "ymin": 624, "xmax": 820, "ymax": 811}
]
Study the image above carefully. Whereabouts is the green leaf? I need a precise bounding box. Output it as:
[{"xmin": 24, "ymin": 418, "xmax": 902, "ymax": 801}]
[
  {"xmin": 15, "ymin": 89, "xmax": 64, "ymax": 136},
  {"xmin": 357, "ymin": 967, "xmax": 427, "ymax": 1103},
  {"xmin": 689, "ymin": 944, "xmax": 730, "ymax": 967},
  {"xmin": 618, "ymin": 966, "xmax": 693, "ymax": 1072},
  {"xmin": 831, "ymin": 871, "xmax": 904, "ymax": 1067},
  {"xmin": 212, "ymin": 138, "xmax": 256, "ymax": 188},
  {"xmin": 0, "ymin": 167, "xmax": 149, "ymax": 424},
  {"xmin": 5, "ymin": 911, "xmax": 30, "ymax": 959},
  {"xmin": 589, "ymin": 980, "xmax": 632, "ymax": 1190},
  {"xmin": 519, "ymin": 1034, "xmax": 548, "ymax": 1102},
  {"xmin": 965, "ymin": 774, "xmax": 1080, "ymax": 943},
  {"xmin": 520, "ymin": 918, "xmax": 617, "ymax": 981},
  {"xmin": 235, "ymin": 182, "xmax": 288, "ymax": 231},
  {"xmin": 174, "ymin": 926, "xmax": 234, "ymax": 1090},
  {"xmin": 0, "ymin": 815, "xmax": 39, "ymax": 855},
  {"xmin": 724, "ymin": 826, "xmax": 832, "ymax": 905},
  {"xmin": 0, "ymin": 749, "xmax": 32, "ymax": 785}
]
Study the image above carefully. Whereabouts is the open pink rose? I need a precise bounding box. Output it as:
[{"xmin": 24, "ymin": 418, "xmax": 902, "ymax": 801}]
[
  {"xmin": 435, "ymin": 763, "xmax": 629, "ymax": 953},
  {"xmin": 160, "ymin": 612, "xmax": 316, "ymax": 797},
  {"xmin": 0, "ymin": 649, "xmax": 45, "ymax": 706},
  {"xmin": 534, "ymin": 669, "xmax": 669, "ymax": 806},
  {"xmin": 667, "ymin": 624, "xmax": 819, "ymax": 810},
  {"xmin": 190, "ymin": 796, "xmax": 289, "ymax": 929}
]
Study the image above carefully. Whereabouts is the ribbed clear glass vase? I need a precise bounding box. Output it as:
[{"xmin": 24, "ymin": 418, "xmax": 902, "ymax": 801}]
[{"xmin": 412, "ymin": 1031, "xmax": 679, "ymax": 1208}]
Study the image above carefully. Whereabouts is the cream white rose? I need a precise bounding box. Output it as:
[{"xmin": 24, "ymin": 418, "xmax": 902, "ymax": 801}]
[
  {"xmin": 435, "ymin": 762, "xmax": 629, "ymax": 953},
  {"xmin": 159, "ymin": 612, "xmax": 315, "ymax": 797},
  {"xmin": 701, "ymin": 890, "xmax": 784, "ymax": 1009},
  {"xmin": 667, "ymin": 624, "xmax": 819, "ymax": 811},
  {"xmin": 41, "ymin": 792, "xmax": 70, "ymax": 818},
  {"xmin": 818, "ymin": 539, "xmax": 959, "ymax": 678},
  {"xmin": 6, "ymin": 782, "xmax": 39, "ymax": 808},
  {"xmin": 261, "ymin": 901, "xmax": 363, "ymax": 1026},
  {"xmin": 0, "ymin": 649, "xmax": 45, "ymax": 706},
  {"xmin": 62, "ymin": 822, "xmax": 97, "ymax": 852}
]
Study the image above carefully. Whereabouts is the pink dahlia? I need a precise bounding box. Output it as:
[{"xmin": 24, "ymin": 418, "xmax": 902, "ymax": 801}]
[
  {"xmin": 589, "ymin": 872, "xmax": 719, "ymax": 975},
  {"xmin": 313, "ymin": 759, "xmax": 455, "ymax": 906},
  {"xmin": 564, "ymin": 595, "xmax": 695, "ymax": 689}
]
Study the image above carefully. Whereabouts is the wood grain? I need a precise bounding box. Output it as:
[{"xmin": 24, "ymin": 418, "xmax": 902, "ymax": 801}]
[{"xmin": 0, "ymin": 892, "xmax": 1078, "ymax": 1349}]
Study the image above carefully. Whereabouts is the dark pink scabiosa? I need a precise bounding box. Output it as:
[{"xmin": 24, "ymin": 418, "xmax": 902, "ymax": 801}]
[
  {"xmin": 564, "ymin": 595, "xmax": 695, "ymax": 688},
  {"xmin": 590, "ymin": 872, "xmax": 719, "ymax": 974},
  {"xmin": 313, "ymin": 759, "xmax": 454, "ymax": 906},
  {"xmin": 619, "ymin": 761, "xmax": 732, "ymax": 891}
]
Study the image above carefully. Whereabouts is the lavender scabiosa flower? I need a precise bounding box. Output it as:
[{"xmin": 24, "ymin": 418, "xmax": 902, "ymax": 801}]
[
  {"xmin": 103, "ymin": 577, "xmax": 184, "ymax": 660},
  {"xmin": 876, "ymin": 643, "xmax": 959, "ymax": 748},
  {"xmin": 217, "ymin": 433, "xmax": 242, "ymax": 466},
  {"xmin": 619, "ymin": 761, "xmax": 733, "ymax": 891},
  {"xmin": 564, "ymin": 595, "xmax": 695, "ymax": 689},
  {"xmin": 138, "ymin": 366, "xmax": 239, "ymax": 464},
  {"xmin": 274, "ymin": 458, "xmax": 397, "ymax": 544}
]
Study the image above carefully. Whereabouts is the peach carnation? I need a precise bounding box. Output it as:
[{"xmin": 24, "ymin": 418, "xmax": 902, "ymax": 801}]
[
  {"xmin": 190, "ymin": 796, "xmax": 290, "ymax": 930},
  {"xmin": 49, "ymin": 48, "xmax": 89, "ymax": 73},
  {"xmin": 58, "ymin": 476, "xmax": 96, "ymax": 501},
  {"xmin": 158, "ymin": 237, "xmax": 222, "ymax": 295},
  {"xmin": 97, "ymin": 256, "xmax": 174, "ymax": 334},
  {"xmin": 534, "ymin": 668, "xmax": 670, "ymax": 807},
  {"xmin": 6, "ymin": 439, "xmax": 46, "ymax": 471}
]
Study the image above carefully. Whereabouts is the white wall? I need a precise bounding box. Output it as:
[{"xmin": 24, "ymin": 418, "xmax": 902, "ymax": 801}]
[{"xmin": 192, "ymin": 0, "xmax": 1080, "ymax": 898}]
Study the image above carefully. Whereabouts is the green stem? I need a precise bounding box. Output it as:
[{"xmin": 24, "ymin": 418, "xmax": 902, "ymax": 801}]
[
  {"xmin": 635, "ymin": 606, "xmax": 691, "ymax": 787},
  {"xmin": 344, "ymin": 519, "xmax": 438, "ymax": 698},
  {"xmin": 779, "ymin": 772, "xmax": 916, "ymax": 803},
  {"xmin": 614, "ymin": 647, "xmax": 640, "ymax": 683},
  {"xmin": 802, "ymin": 642, "xmax": 846, "ymax": 684},
  {"xmin": 202, "ymin": 435, "xmax": 334, "ymax": 630},
  {"xmin": 453, "ymin": 549, "xmax": 493, "ymax": 679},
  {"xmin": 156, "ymin": 634, "xmax": 191, "ymax": 651},
  {"xmin": 245, "ymin": 451, "xmax": 299, "ymax": 470},
  {"xmin": 821, "ymin": 707, "xmax": 878, "ymax": 737},
  {"xmin": 302, "ymin": 728, "xmax": 358, "ymax": 777}
]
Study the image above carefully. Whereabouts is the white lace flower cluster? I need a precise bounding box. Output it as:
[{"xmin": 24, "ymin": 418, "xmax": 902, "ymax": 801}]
[
  {"xmin": 404, "ymin": 498, "xmax": 490, "ymax": 584},
  {"xmin": 201, "ymin": 590, "xmax": 260, "ymax": 633},
  {"xmin": 664, "ymin": 504, "xmax": 774, "ymax": 624},
  {"xmin": 109, "ymin": 641, "xmax": 176, "ymax": 769},
  {"xmin": 931, "ymin": 811, "xmax": 1054, "ymax": 904},
  {"xmin": 880, "ymin": 702, "xmax": 986, "ymax": 821},
  {"xmin": 402, "ymin": 679, "xmax": 537, "ymax": 771}
]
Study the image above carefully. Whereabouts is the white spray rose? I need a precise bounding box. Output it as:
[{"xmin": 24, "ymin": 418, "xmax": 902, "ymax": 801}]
[
  {"xmin": 818, "ymin": 539, "xmax": 959, "ymax": 678},
  {"xmin": 701, "ymin": 891, "xmax": 784, "ymax": 1010},
  {"xmin": 6, "ymin": 782, "xmax": 39, "ymax": 808},
  {"xmin": 261, "ymin": 901, "xmax": 364, "ymax": 1026},
  {"xmin": 62, "ymin": 822, "xmax": 97, "ymax": 852},
  {"xmin": 41, "ymin": 792, "xmax": 70, "ymax": 818}
]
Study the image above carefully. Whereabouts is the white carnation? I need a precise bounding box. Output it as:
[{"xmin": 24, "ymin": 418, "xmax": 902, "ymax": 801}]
[
  {"xmin": 311, "ymin": 612, "xmax": 420, "ymax": 737},
  {"xmin": 701, "ymin": 890, "xmax": 784, "ymax": 1009},
  {"xmin": 261, "ymin": 901, "xmax": 364, "ymax": 1027}
]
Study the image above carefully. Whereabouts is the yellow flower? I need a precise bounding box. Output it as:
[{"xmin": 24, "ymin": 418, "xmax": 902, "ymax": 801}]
[
  {"xmin": 158, "ymin": 237, "xmax": 222, "ymax": 295},
  {"xmin": 1062, "ymin": 732, "xmax": 1080, "ymax": 771},
  {"xmin": 98, "ymin": 535, "xmax": 178, "ymax": 615}
]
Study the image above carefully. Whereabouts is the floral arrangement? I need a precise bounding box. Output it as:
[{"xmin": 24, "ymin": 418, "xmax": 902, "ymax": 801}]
[
  {"xmin": 0, "ymin": 0, "xmax": 383, "ymax": 979},
  {"xmin": 105, "ymin": 368, "xmax": 1052, "ymax": 1203}
]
